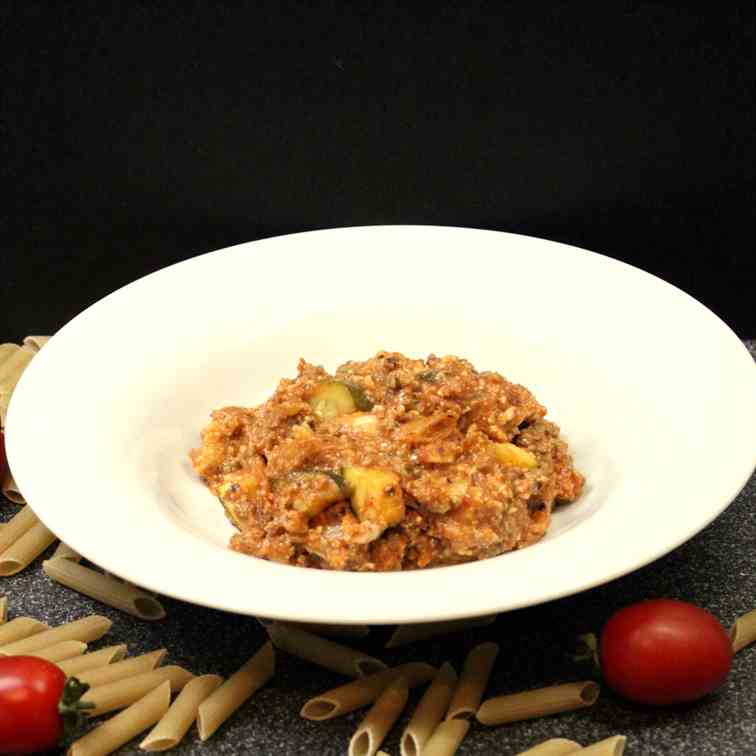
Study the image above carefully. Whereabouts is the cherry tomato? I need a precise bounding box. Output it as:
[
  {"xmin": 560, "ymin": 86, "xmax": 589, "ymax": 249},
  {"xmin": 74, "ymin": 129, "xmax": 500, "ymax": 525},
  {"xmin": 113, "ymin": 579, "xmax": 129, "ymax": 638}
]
[
  {"xmin": 0, "ymin": 656, "xmax": 67, "ymax": 754},
  {"xmin": 599, "ymin": 599, "xmax": 732, "ymax": 706}
]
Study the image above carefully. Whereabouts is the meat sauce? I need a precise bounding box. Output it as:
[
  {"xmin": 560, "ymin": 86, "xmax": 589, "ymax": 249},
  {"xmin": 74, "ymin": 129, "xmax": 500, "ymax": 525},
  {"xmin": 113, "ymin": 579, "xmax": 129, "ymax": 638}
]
[{"xmin": 190, "ymin": 352, "xmax": 584, "ymax": 571}]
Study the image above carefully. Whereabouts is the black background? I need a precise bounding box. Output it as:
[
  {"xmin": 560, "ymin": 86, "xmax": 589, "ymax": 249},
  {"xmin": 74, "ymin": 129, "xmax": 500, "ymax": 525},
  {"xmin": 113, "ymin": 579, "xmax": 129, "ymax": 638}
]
[{"xmin": 3, "ymin": 2, "xmax": 754, "ymax": 341}]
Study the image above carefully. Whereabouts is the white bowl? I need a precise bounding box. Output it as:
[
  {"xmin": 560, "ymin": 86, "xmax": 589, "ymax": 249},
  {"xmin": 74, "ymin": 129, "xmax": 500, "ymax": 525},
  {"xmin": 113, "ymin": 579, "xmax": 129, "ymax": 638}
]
[{"xmin": 7, "ymin": 226, "xmax": 756, "ymax": 624}]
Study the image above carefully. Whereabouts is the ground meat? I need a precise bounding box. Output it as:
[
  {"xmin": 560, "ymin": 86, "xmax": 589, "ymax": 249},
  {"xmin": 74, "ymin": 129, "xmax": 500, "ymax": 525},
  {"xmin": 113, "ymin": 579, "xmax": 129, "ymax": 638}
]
[{"xmin": 190, "ymin": 352, "xmax": 584, "ymax": 571}]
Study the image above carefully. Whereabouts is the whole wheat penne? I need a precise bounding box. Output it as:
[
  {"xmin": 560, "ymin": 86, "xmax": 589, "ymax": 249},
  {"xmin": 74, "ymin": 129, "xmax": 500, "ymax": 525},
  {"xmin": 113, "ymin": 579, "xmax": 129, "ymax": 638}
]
[
  {"xmin": 0, "ymin": 505, "xmax": 38, "ymax": 553},
  {"xmin": 59, "ymin": 645, "xmax": 129, "ymax": 676},
  {"xmin": 1, "ymin": 472, "xmax": 25, "ymax": 504},
  {"xmin": 476, "ymin": 681, "xmax": 600, "ymax": 726},
  {"xmin": 401, "ymin": 662, "xmax": 457, "ymax": 756},
  {"xmin": 731, "ymin": 608, "xmax": 756, "ymax": 653},
  {"xmin": 446, "ymin": 642, "xmax": 499, "ymax": 720},
  {"xmin": 300, "ymin": 662, "xmax": 437, "ymax": 721},
  {"xmin": 197, "ymin": 641, "xmax": 275, "ymax": 741},
  {"xmin": 0, "ymin": 344, "xmax": 35, "ymax": 394},
  {"xmin": 0, "ymin": 344, "xmax": 19, "ymax": 371},
  {"xmin": 0, "ymin": 615, "xmax": 112, "ymax": 656},
  {"xmin": 298, "ymin": 622, "xmax": 370, "ymax": 638},
  {"xmin": 83, "ymin": 666, "xmax": 194, "ymax": 717},
  {"xmin": 0, "ymin": 596, "xmax": 6, "ymax": 624},
  {"xmin": 422, "ymin": 719, "xmax": 470, "ymax": 756},
  {"xmin": 581, "ymin": 735, "xmax": 627, "ymax": 755},
  {"xmin": 77, "ymin": 649, "xmax": 167, "ymax": 688},
  {"xmin": 386, "ymin": 615, "xmax": 497, "ymax": 648},
  {"xmin": 68, "ymin": 681, "xmax": 171, "ymax": 756},
  {"xmin": 42, "ymin": 559, "xmax": 166, "ymax": 621},
  {"xmin": 267, "ymin": 621, "xmax": 385, "ymax": 678},
  {"xmin": 0, "ymin": 616, "xmax": 50, "ymax": 646},
  {"xmin": 349, "ymin": 676, "xmax": 409, "ymax": 756},
  {"xmin": 23, "ymin": 335, "xmax": 51, "ymax": 352},
  {"xmin": 140, "ymin": 674, "xmax": 223, "ymax": 751},
  {"xmin": 32, "ymin": 640, "xmax": 87, "ymax": 663},
  {"xmin": 516, "ymin": 738, "xmax": 583, "ymax": 755},
  {"xmin": 52, "ymin": 541, "xmax": 83, "ymax": 562},
  {"xmin": 0, "ymin": 520, "xmax": 57, "ymax": 575},
  {"xmin": 0, "ymin": 394, "xmax": 11, "ymax": 428}
]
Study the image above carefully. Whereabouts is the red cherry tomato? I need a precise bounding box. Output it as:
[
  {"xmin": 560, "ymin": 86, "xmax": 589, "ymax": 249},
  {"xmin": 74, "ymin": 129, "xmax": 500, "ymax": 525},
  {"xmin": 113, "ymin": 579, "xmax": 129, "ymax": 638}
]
[
  {"xmin": 600, "ymin": 599, "xmax": 732, "ymax": 706},
  {"xmin": 0, "ymin": 431, "xmax": 7, "ymax": 482},
  {"xmin": 0, "ymin": 656, "xmax": 68, "ymax": 754}
]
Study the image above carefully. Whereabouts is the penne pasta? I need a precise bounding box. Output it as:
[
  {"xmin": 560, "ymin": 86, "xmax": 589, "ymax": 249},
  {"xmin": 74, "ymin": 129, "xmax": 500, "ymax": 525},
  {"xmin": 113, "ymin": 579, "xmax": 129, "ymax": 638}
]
[
  {"xmin": 1, "ymin": 472, "xmax": 26, "ymax": 504},
  {"xmin": 267, "ymin": 621, "xmax": 385, "ymax": 678},
  {"xmin": 0, "ymin": 614, "xmax": 112, "ymax": 656},
  {"xmin": 0, "ymin": 595, "xmax": 6, "ymax": 624},
  {"xmin": 76, "ymin": 649, "xmax": 167, "ymax": 688},
  {"xmin": 0, "ymin": 616, "xmax": 50, "ymax": 646},
  {"xmin": 59, "ymin": 645, "xmax": 129, "ymax": 676},
  {"xmin": 297, "ymin": 622, "xmax": 371, "ymax": 638},
  {"xmin": 516, "ymin": 738, "xmax": 583, "ymax": 755},
  {"xmin": 52, "ymin": 541, "xmax": 83, "ymax": 562},
  {"xmin": 23, "ymin": 335, "xmax": 51, "ymax": 352},
  {"xmin": 31, "ymin": 640, "xmax": 87, "ymax": 663},
  {"xmin": 68, "ymin": 680, "xmax": 171, "ymax": 756},
  {"xmin": 83, "ymin": 665, "xmax": 194, "ymax": 717},
  {"xmin": 140, "ymin": 674, "xmax": 223, "ymax": 751},
  {"xmin": 422, "ymin": 719, "xmax": 470, "ymax": 756},
  {"xmin": 197, "ymin": 641, "xmax": 275, "ymax": 741},
  {"xmin": 476, "ymin": 681, "xmax": 600, "ymax": 726},
  {"xmin": 581, "ymin": 735, "xmax": 627, "ymax": 755},
  {"xmin": 385, "ymin": 615, "xmax": 497, "ymax": 648},
  {"xmin": 401, "ymin": 661, "xmax": 458, "ymax": 756},
  {"xmin": 446, "ymin": 641, "xmax": 499, "ymax": 720},
  {"xmin": 42, "ymin": 558, "xmax": 166, "ymax": 621},
  {"xmin": 300, "ymin": 662, "xmax": 437, "ymax": 721},
  {"xmin": 0, "ymin": 520, "xmax": 57, "ymax": 575},
  {"xmin": 0, "ymin": 344, "xmax": 20, "ymax": 371},
  {"xmin": 731, "ymin": 608, "xmax": 756, "ymax": 653},
  {"xmin": 349, "ymin": 676, "xmax": 409, "ymax": 756},
  {"xmin": 0, "ymin": 505, "xmax": 38, "ymax": 553},
  {"xmin": 0, "ymin": 344, "xmax": 35, "ymax": 394}
]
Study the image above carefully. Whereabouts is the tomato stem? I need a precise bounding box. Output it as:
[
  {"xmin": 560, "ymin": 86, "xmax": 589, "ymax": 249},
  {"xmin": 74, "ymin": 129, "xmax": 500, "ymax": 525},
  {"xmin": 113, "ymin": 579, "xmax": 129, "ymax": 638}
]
[{"xmin": 59, "ymin": 677, "xmax": 95, "ymax": 742}]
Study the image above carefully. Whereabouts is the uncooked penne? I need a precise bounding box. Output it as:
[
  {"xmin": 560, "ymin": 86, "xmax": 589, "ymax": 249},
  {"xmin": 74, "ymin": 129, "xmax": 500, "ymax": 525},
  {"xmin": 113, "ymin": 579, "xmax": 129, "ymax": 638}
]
[
  {"xmin": 1, "ymin": 472, "xmax": 25, "ymax": 504},
  {"xmin": 446, "ymin": 642, "xmax": 499, "ymax": 720},
  {"xmin": 68, "ymin": 681, "xmax": 171, "ymax": 756},
  {"xmin": 83, "ymin": 666, "xmax": 194, "ymax": 717},
  {"xmin": 422, "ymin": 719, "xmax": 470, "ymax": 756},
  {"xmin": 385, "ymin": 615, "xmax": 497, "ymax": 648},
  {"xmin": 42, "ymin": 558, "xmax": 165, "ymax": 621},
  {"xmin": 31, "ymin": 640, "xmax": 87, "ymax": 663},
  {"xmin": 476, "ymin": 681, "xmax": 600, "ymax": 726},
  {"xmin": 76, "ymin": 649, "xmax": 167, "ymax": 688},
  {"xmin": 0, "ymin": 344, "xmax": 35, "ymax": 394},
  {"xmin": 267, "ymin": 621, "xmax": 385, "ymax": 678},
  {"xmin": 0, "ymin": 595, "xmax": 6, "ymax": 624},
  {"xmin": 23, "ymin": 335, "xmax": 51, "ymax": 352},
  {"xmin": 141, "ymin": 674, "xmax": 223, "ymax": 751},
  {"xmin": 349, "ymin": 676, "xmax": 408, "ymax": 756},
  {"xmin": 0, "ymin": 520, "xmax": 57, "ymax": 576},
  {"xmin": 731, "ymin": 608, "xmax": 756, "ymax": 653},
  {"xmin": 298, "ymin": 622, "xmax": 371, "ymax": 638},
  {"xmin": 59, "ymin": 645, "xmax": 129, "ymax": 676},
  {"xmin": 52, "ymin": 541, "xmax": 83, "ymax": 562},
  {"xmin": 0, "ymin": 505, "xmax": 38, "ymax": 553},
  {"xmin": 0, "ymin": 344, "xmax": 19, "ymax": 371},
  {"xmin": 300, "ymin": 662, "xmax": 437, "ymax": 721},
  {"xmin": 0, "ymin": 616, "xmax": 50, "ymax": 646},
  {"xmin": 581, "ymin": 735, "xmax": 627, "ymax": 755},
  {"xmin": 197, "ymin": 641, "xmax": 275, "ymax": 741},
  {"xmin": 0, "ymin": 615, "xmax": 112, "ymax": 656},
  {"xmin": 516, "ymin": 738, "xmax": 582, "ymax": 755},
  {"xmin": 401, "ymin": 662, "xmax": 457, "ymax": 756}
]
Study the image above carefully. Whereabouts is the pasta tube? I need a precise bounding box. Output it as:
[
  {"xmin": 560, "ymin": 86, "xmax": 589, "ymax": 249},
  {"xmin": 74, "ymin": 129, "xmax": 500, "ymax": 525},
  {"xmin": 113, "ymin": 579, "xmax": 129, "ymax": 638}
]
[
  {"xmin": 0, "ymin": 616, "xmax": 50, "ymax": 646},
  {"xmin": 0, "ymin": 521, "xmax": 57, "ymax": 575},
  {"xmin": 385, "ymin": 615, "xmax": 496, "ymax": 648},
  {"xmin": 516, "ymin": 738, "xmax": 583, "ymax": 755},
  {"xmin": 731, "ymin": 608, "xmax": 756, "ymax": 653},
  {"xmin": 31, "ymin": 640, "xmax": 87, "ymax": 663},
  {"xmin": 76, "ymin": 649, "xmax": 167, "ymax": 687},
  {"xmin": 446, "ymin": 642, "xmax": 499, "ymax": 720},
  {"xmin": 59, "ymin": 645, "xmax": 129, "ymax": 676},
  {"xmin": 0, "ymin": 506, "xmax": 38, "ymax": 553},
  {"xmin": 401, "ymin": 662, "xmax": 457, "ymax": 756},
  {"xmin": 349, "ymin": 676, "xmax": 408, "ymax": 756},
  {"xmin": 0, "ymin": 615, "xmax": 112, "ymax": 656},
  {"xmin": 422, "ymin": 720, "xmax": 470, "ymax": 756}
]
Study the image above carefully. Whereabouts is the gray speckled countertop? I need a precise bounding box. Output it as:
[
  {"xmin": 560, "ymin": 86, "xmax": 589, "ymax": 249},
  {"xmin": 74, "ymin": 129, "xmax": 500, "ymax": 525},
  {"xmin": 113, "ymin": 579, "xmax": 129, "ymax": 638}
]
[{"xmin": 2, "ymin": 343, "xmax": 754, "ymax": 756}]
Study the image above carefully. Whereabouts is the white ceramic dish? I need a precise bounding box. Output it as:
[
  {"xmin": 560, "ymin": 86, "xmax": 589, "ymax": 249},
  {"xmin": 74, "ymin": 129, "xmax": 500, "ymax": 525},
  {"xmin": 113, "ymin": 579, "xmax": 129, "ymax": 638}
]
[{"xmin": 6, "ymin": 226, "xmax": 756, "ymax": 624}]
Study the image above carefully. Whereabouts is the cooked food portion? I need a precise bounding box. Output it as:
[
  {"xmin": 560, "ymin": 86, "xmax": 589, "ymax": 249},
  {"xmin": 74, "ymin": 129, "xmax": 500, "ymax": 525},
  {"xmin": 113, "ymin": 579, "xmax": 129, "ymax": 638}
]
[{"xmin": 190, "ymin": 352, "xmax": 584, "ymax": 571}]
